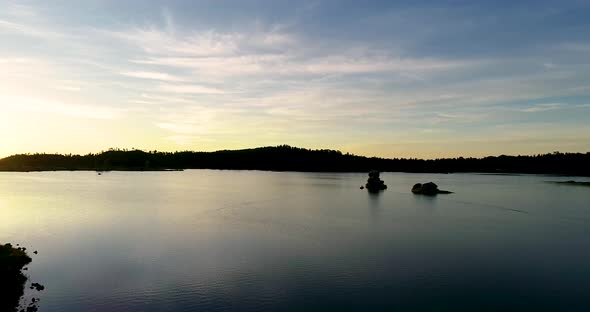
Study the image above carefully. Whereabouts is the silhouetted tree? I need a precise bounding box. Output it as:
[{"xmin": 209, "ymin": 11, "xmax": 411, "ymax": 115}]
[{"xmin": 0, "ymin": 146, "xmax": 588, "ymax": 176}]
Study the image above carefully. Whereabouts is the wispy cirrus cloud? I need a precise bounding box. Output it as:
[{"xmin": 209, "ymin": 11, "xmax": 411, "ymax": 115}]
[
  {"xmin": 53, "ymin": 85, "xmax": 81, "ymax": 92},
  {"xmin": 158, "ymin": 84, "xmax": 226, "ymax": 94},
  {"xmin": 131, "ymin": 54, "xmax": 468, "ymax": 78},
  {"xmin": 106, "ymin": 28, "xmax": 241, "ymax": 56},
  {"xmin": 0, "ymin": 19, "xmax": 69, "ymax": 38},
  {"xmin": 103, "ymin": 15, "xmax": 474, "ymax": 83},
  {"xmin": 120, "ymin": 71, "xmax": 187, "ymax": 82},
  {"xmin": 517, "ymin": 103, "xmax": 564, "ymax": 113}
]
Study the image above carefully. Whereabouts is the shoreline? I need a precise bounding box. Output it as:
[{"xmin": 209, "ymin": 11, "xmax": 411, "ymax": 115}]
[{"xmin": 1, "ymin": 168, "xmax": 589, "ymax": 177}]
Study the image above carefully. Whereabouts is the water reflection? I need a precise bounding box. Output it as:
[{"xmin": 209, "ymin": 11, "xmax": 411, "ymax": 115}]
[
  {"xmin": 412, "ymin": 192, "xmax": 439, "ymax": 215},
  {"xmin": 367, "ymin": 190, "xmax": 383, "ymax": 219},
  {"xmin": 1, "ymin": 171, "xmax": 590, "ymax": 311}
]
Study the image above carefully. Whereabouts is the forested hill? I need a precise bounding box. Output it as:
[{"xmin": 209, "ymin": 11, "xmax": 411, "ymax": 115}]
[{"xmin": 0, "ymin": 145, "xmax": 589, "ymax": 175}]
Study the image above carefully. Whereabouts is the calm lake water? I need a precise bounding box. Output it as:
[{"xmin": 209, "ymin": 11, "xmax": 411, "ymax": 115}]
[{"xmin": 1, "ymin": 170, "xmax": 590, "ymax": 311}]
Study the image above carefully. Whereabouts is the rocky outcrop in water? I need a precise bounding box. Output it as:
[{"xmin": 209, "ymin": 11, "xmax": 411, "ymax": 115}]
[
  {"xmin": 411, "ymin": 182, "xmax": 453, "ymax": 195},
  {"xmin": 366, "ymin": 171, "xmax": 387, "ymax": 192},
  {"xmin": 0, "ymin": 243, "xmax": 42, "ymax": 312}
]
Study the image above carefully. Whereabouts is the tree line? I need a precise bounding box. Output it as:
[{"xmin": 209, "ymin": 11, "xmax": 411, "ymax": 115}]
[{"xmin": 0, "ymin": 145, "xmax": 588, "ymax": 175}]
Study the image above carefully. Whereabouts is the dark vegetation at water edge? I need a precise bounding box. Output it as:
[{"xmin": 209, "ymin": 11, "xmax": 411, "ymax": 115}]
[
  {"xmin": 0, "ymin": 243, "xmax": 30, "ymax": 311},
  {"xmin": 0, "ymin": 145, "xmax": 589, "ymax": 175},
  {"xmin": 0, "ymin": 243, "xmax": 41, "ymax": 312}
]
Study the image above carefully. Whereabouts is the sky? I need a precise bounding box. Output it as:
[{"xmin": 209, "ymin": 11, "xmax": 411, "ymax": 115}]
[{"xmin": 1, "ymin": 0, "xmax": 590, "ymax": 158}]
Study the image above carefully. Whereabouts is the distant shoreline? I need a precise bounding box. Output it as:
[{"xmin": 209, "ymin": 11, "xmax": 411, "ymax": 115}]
[
  {"xmin": 1, "ymin": 169, "xmax": 590, "ymax": 177},
  {"xmin": 548, "ymin": 180, "xmax": 590, "ymax": 186},
  {"xmin": 1, "ymin": 145, "xmax": 589, "ymax": 176}
]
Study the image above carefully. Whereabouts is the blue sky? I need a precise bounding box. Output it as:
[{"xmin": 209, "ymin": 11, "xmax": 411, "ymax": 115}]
[{"xmin": 1, "ymin": 0, "xmax": 589, "ymax": 158}]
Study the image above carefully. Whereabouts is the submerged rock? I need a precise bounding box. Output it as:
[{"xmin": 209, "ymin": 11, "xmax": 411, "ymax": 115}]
[
  {"xmin": 411, "ymin": 182, "xmax": 453, "ymax": 195},
  {"xmin": 366, "ymin": 170, "xmax": 387, "ymax": 192}
]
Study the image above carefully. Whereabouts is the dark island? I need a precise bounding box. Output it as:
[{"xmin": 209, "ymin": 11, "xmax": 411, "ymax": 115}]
[
  {"xmin": 411, "ymin": 182, "xmax": 453, "ymax": 195},
  {"xmin": 0, "ymin": 146, "xmax": 589, "ymax": 176},
  {"xmin": 365, "ymin": 171, "xmax": 387, "ymax": 192}
]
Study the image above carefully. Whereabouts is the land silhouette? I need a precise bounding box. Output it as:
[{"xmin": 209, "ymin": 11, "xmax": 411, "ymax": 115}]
[
  {"xmin": 0, "ymin": 243, "xmax": 41, "ymax": 312},
  {"xmin": 0, "ymin": 145, "xmax": 588, "ymax": 176}
]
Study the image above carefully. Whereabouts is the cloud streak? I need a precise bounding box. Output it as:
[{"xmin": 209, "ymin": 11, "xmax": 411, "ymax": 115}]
[
  {"xmin": 518, "ymin": 103, "xmax": 564, "ymax": 113},
  {"xmin": 112, "ymin": 24, "xmax": 472, "ymax": 80},
  {"xmin": 158, "ymin": 84, "xmax": 226, "ymax": 94},
  {"xmin": 120, "ymin": 71, "xmax": 186, "ymax": 82}
]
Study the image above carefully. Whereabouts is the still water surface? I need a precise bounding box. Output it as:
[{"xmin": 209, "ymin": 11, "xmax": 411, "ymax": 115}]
[{"xmin": 1, "ymin": 170, "xmax": 590, "ymax": 311}]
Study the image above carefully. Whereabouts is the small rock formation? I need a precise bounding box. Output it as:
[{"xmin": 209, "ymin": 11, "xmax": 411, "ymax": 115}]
[
  {"xmin": 366, "ymin": 171, "xmax": 387, "ymax": 192},
  {"xmin": 30, "ymin": 283, "xmax": 45, "ymax": 291},
  {"xmin": 411, "ymin": 182, "xmax": 453, "ymax": 195}
]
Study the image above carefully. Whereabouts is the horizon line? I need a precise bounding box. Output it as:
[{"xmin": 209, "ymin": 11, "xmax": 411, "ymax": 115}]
[{"xmin": 2, "ymin": 145, "xmax": 589, "ymax": 162}]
